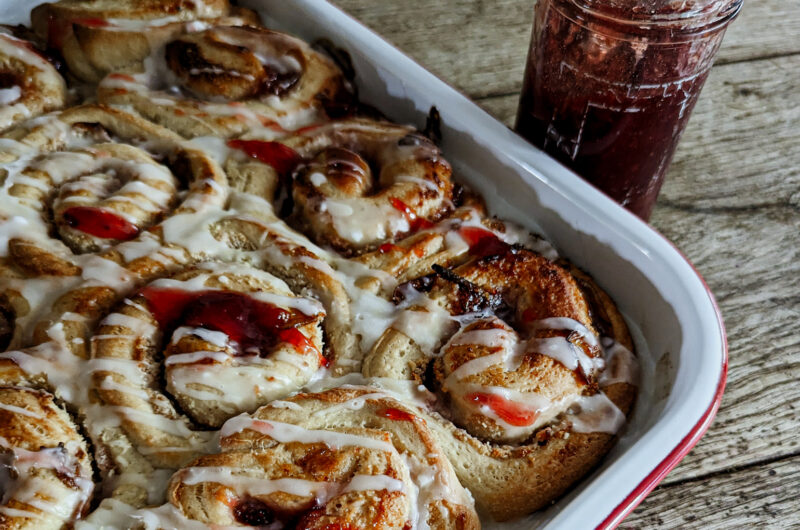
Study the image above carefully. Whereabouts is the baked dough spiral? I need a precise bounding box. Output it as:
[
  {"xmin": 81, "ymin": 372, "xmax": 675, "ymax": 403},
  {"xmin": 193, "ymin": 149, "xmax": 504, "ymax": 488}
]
[
  {"xmin": 0, "ymin": 33, "xmax": 66, "ymax": 132},
  {"xmin": 89, "ymin": 263, "xmax": 326, "ymax": 449},
  {"xmin": 229, "ymin": 118, "xmax": 455, "ymax": 256},
  {"xmin": 166, "ymin": 386, "xmax": 479, "ymax": 529},
  {"xmin": 30, "ymin": 0, "xmax": 259, "ymax": 83},
  {"xmin": 0, "ymin": 104, "xmax": 230, "ymax": 354},
  {"xmin": 0, "ymin": 386, "xmax": 94, "ymax": 529},
  {"xmin": 97, "ymin": 26, "xmax": 351, "ymax": 138},
  {"xmin": 361, "ymin": 222, "xmax": 638, "ymax": 520}
]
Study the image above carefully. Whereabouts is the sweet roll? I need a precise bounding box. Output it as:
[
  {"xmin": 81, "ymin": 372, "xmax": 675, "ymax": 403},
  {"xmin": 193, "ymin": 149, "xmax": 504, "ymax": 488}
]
[
  {"xmin": 98, "ymin": 25, "xmax": 352, "ymax": 138},
  {"xmin": 0, "ymin": 32, "xmax": 66, "ymax": 132},
  {"xmin": 30, "ymin": 0, "xmax": 259, "ymax": 83},
  {"xmin": 165, "ymin": 386, "xmax": 479, "ymax": 529},
  {"xmin": 362, "ymin": 223, "xmax": 638, "ymax": 519},
  {"xmin": 0, "ymin": 386, "xmax": 93, "ymax": 529}
]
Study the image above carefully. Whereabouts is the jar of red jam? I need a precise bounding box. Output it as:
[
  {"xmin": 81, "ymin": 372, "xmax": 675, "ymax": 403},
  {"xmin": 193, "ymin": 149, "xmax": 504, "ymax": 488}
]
[{"xmin": 515, "ymin": 0, "xmax": 742, "ymax": 220}]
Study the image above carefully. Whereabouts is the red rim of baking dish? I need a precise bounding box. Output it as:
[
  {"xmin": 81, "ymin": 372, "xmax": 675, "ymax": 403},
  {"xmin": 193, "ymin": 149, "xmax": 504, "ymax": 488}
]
[{"xmin": 597, "ymin": 237, "xmax": 728, "ymax": 529}]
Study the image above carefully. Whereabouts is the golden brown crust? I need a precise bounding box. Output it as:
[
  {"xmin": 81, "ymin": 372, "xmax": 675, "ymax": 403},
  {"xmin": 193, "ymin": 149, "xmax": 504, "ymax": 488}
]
[
  {"xmin": 285, "ymin": 119, "xmax": 455, "ymax": 256},
  {"xmin": 30, "ymin": 0, "xmax": 256, "ymax": 83},
  {"xmin": 0, "ymin": 386, "xmax": 94, "ymax": 530},
  {"xmin": 0, "ymin": 34, "xmax": 66, "ymax": 132},
  {"xmin": 98, "ymin": 26, "xmax": 351, "ymax": 138},
  {"xmin": 168, "ymin": 387, "xmax": 480, "ymax": 529},
  {"xmin": 363, "ymin": 229, "xmax": 638, "ymax": 519},
  {"xmin": 567, "ymin": 263, "xmax": 635, "ymax": 351}
]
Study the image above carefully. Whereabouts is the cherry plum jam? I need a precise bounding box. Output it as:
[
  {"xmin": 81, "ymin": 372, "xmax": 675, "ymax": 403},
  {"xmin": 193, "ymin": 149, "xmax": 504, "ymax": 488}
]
[{"xmin": 515, "ymin": 0, "xmax": 742, "ymax": 219}]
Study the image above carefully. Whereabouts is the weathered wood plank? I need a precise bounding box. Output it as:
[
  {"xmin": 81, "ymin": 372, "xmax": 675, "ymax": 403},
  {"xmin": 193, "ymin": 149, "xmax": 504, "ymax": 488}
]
[
  {"xmin": 331, "ymin": 0, "xmax": 800, "ymax": 99},
  {"xmin": 333, "ymin": 0, "xmax": 534, "ymax": 99},
  {"xmin": 621, "ymin": 455, "xmax": 800, "ymax": 528},
  {"xmin": 646, "ymin": 203, "xmax": 800, "ymax": 485},
  {"xmin": 718, "ymin": 0, "xmax": 800, "ymax": 65},
  {"xmin": 458, "ymin": 56, "xmax": 800, "ymax": 486}
]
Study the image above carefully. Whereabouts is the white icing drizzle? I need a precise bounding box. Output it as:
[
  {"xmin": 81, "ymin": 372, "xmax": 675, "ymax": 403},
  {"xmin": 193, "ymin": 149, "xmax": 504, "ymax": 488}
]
[
  {"xmin": 0, "ymin": 343, "xmax": 83, "ymax": 403},
  {"xmin": 0, "ymin": 85, "xmax": 23, "ymax": 105},
  {"xmin": 171, "ymin": 326, "xmax": 229, "ymax": 348},
  {"xmin": 99, "ymin": 312, "xmax": 156, "ymax": 336},
  {"xmin": 0, "ymin": 402, "xmax": 44, "ymax": 419},
  {"xmin": 0, "ymin": 437, "xmax": 93, "ymax": 522},
  {"xmin": 532, "ymin": 317, "xmax": 600, "ymax": 348},
  {"xmin": 181, "ymin": 466, "xmax": 403, "ymax": 500},
  {"xmin": 526, "ymin": 336, "xmax": 599, "ymax": 375},
  {"xmin": 220, "ymin": 416, "xmax": 395, "ymax": 453}
]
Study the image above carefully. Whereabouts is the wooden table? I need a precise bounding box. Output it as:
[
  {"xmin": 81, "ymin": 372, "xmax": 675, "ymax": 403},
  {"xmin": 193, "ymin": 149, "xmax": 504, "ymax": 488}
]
[{"xmin": 333, "ymin": 1, "xmax": 800, "ymax": 527}]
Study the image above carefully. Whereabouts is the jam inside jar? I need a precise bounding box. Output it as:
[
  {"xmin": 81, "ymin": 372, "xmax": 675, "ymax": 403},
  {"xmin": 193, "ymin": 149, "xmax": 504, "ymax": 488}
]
[{"xmin": 515, "ymin": 0, "xmax": 742, "ymax": 220}]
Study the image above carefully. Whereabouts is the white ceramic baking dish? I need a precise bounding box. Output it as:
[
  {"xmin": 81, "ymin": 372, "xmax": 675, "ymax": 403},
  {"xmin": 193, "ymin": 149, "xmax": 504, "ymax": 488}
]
[
  {"xmin": 1, "ymin": 1, "xmax": 727, "ymax": 528},
  {"xmin": 250, "ymin": 2, "xmax": 728, "ymax": 529}
]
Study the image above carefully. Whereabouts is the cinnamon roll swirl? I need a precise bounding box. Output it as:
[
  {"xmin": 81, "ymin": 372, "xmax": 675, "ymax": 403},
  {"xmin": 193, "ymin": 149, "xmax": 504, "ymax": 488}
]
[
  {"xmin": 0, "ymin": 386, "xmax": 94, "ymax": 529},
  {"xmin": 165, "ymin": 386, "xmax": 479, "ymax": 529},
  {"xmin": 229, "ymin": 118, "xmax": 455, "ymax": 256},
  {"xmin": 98, "ymin": 26, "xmax": 351, "ymax": 138},
  {"xmin": 0, "ymin": 33, "xmax": 66, "ymax": 132},
  {"xmin": 0, "ymin": 105, "xmax": 230, "ymax": 352},
  {"xmin": 30, "ymin": 0, "xmax": 259, "ymax": 83},
  {"xmin": 363, "ymin": 224, "xmax": 638, "ymax": 520},
  {"xmin": 90, "ymin": 264, "xmax": 326, "ymax": 436}
]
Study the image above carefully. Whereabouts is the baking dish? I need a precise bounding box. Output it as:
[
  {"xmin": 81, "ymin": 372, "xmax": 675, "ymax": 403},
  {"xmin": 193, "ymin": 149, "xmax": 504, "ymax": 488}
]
[
  {"xmin": 1, "ymin": 1, "xmax": 727, "ymax": 528},
  {"xmin": 250, "ymin": 2, "xmax": 728, "ymax": 528}
]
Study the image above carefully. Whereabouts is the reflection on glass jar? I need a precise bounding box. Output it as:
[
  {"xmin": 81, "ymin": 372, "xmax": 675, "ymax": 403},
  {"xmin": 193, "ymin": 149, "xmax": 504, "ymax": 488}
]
[{"xmin": 515, "ymin": 0, "xmax": 743, "ymax": 220}]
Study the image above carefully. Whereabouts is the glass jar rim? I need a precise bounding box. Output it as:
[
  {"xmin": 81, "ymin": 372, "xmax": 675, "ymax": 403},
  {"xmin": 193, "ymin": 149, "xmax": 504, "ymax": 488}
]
[{"xmin": 565, "ymin": 0, "xmax": 743, "ymax": 34}]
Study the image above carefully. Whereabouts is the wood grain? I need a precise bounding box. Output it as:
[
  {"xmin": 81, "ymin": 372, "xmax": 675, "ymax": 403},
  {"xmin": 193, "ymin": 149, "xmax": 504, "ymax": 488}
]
[
  {"xmin": 620, "ymin": 455, "xmax": 800, "ymax": 529},
  {"xmin": 648, "ymin": 202, "xmax": 800, "ymax": 485},
  {"xmin": 332, "ymin": 0, "xmax": 800, "ymax": 99}
]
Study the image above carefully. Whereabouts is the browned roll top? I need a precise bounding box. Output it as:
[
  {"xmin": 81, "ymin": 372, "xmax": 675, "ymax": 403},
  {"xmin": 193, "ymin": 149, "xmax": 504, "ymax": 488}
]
[
  {"xmin": 165, "ymin": 26, "xmax": 306, "ymax": 101},
  {"xmin": 280, "ymin": 119, "xmax": 455, "ymax": 256}
]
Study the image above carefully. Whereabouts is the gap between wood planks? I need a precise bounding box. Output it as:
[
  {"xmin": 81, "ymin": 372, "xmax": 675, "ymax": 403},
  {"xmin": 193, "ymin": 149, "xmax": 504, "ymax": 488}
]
[{"xmin": 656, "ymin": 199, "xmax": 800, "ymax": 216}]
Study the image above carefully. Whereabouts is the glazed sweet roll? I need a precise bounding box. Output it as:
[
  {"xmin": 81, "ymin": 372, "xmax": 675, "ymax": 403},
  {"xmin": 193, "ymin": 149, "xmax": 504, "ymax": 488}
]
[
  {"xmin": 229, "ymin": 118, "xmax": 455, "ymax": 257},
  {"xmin": 30, "ymin": 0, "xmax": 259, "ymax": 83},
  {"xmin": 163, "ymin": 387, "xmax": 479, "ymax": 529},
  {"xmin": 198, "ymin": 198, "xmax": 360, "ymax": 376},
  {"xmin": 362, "ymin": 224, "xmax": 638, "ymax": 519},
  {"xmin": 0, "ymin": 386, "xmax": 94, "ymax": 529},
  {"xmin": 0, "ymin": 32, "xmax": 66, "ymax": 132},
  {"xmin": 90, "ymin": 263, "xmax": 326, "ymax": 433},
  {"xmin": 98, "ymin": 25, "xmax": 352, "ymax": 138},
  {"xmin": 0, "ymin": 105, "xmax": 237, "ymax": 408}
]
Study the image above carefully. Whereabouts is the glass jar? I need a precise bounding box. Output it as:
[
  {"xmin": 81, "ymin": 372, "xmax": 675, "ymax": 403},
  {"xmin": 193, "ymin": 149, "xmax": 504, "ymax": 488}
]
[{"xmin": 515, "ymin": 0, "xmax": 743, "ymax": 220}]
